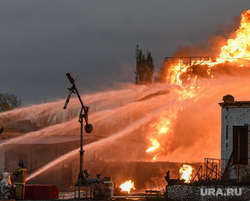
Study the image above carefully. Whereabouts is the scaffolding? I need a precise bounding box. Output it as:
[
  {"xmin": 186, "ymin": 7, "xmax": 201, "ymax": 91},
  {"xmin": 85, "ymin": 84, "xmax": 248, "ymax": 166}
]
[{"xmin": 165, "ymin": 57, "xmax": 211, "ymax": 66}]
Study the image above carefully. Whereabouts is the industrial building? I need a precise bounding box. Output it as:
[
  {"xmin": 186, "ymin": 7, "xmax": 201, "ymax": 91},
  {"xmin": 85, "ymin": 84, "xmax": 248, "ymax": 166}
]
[{"xmin": 219, "ymin": 94, "xmax": 250, "ymax": 180}]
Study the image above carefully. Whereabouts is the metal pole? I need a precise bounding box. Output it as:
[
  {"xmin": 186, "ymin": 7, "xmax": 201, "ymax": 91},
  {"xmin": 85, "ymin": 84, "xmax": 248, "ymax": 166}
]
[
  {"xmin": 80, "ymin": 115, "xmax": 83, "ymax": 176},
  {"xmin": 63, "ymin": 73, "xmax": 93, "ymax": 199},
  {"xmin": 78, "ymin": 113, "xmax": 84, "ymax": 199}
]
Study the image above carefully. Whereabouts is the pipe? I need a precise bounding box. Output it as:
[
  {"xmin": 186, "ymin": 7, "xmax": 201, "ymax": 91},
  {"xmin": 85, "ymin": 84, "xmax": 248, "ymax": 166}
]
[{"xmin": 103, "ymin": 181, "xmax": 113, "ymax": 198}]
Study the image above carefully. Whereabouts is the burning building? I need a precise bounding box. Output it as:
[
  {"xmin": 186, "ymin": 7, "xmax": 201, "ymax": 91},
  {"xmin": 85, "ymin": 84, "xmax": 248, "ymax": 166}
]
[{"xmin": 158, "ymin": 9, "xmax": 250, "ymax": 85}]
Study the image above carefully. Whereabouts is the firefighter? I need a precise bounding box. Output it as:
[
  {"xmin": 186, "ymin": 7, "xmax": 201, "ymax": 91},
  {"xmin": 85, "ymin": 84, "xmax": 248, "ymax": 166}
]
[{"xmin": 13, "ymin": 161, "xmax": 28, "ymax": 200}]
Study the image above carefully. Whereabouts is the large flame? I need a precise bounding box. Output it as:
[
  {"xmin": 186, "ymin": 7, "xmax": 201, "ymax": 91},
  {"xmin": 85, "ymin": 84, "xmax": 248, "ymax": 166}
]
[
  {"xmin": 179, "ymin": 164, "xmax": 193, "ymax": 183},
  {"xmin": 145, "ymin": 9, "xmax": 250, "ymax": 160},
  {"xmin": 217, "ymin": 10, "xmax": 250, "ymax": 63},
  {"xmin": 145, "ymin": 108, "xmax": 179, "ymax": 161},
  {"xmin": 144, "ymin": 79, "xmax": 205, "ymax": 160},
  {"xmin": 119, "ymin": 180, "xmax": 135, "ymax": 193},
  {"xmin": 163, "ymin": 9, "xmax": 250, "ymax": 85}
]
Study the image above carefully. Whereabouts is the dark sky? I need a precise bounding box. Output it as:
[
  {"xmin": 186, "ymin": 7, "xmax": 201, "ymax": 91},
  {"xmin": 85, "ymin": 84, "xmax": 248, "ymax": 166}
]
[{"xmin": 0, "ymin": 0, "xmax": 249, "ymax": 105}]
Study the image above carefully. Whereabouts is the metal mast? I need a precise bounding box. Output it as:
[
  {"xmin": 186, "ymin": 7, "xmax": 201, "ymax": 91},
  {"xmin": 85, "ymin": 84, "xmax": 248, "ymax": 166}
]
[{"xmin": 63, "ymin": 72, "xmax": 93, "ymax": 198}]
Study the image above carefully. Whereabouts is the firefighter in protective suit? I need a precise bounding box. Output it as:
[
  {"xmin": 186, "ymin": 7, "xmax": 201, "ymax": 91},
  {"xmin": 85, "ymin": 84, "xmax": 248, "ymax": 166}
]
[{"xmin": 13, "ymin": 161, "xmax": 28, "ymax": 200}]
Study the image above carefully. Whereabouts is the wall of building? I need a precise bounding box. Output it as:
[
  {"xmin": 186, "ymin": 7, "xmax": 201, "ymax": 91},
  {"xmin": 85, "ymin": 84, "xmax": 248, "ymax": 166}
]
[
  {"xmin": 4, "ymin": 140, "xmax": 79, "ymax": 173},
  {"xmin": 221, "ymin": 107, "xmax": 250, "ymax": 179}
]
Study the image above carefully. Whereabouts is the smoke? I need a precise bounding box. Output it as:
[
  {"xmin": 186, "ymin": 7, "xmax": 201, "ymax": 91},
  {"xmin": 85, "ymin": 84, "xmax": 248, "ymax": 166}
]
[
  {"xmin": 171, "ymin": 35, "xmax": 228, "ymax": 59},
  {"xmin": 157, "ymin": 12, "xmax": 248, "ymax": 85},
  {"xmin": 172, "ymin": 15, "xmax": 241, "ymax": 59}
]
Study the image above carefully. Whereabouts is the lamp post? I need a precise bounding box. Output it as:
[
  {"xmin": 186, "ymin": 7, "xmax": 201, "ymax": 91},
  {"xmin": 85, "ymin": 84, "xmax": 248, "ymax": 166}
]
[{"xmin": 63, "ymin": 73, "xmax": 93, "ymax": 198}]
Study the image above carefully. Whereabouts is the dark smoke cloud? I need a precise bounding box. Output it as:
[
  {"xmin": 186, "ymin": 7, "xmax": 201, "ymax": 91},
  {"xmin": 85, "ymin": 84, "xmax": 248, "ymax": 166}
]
[
  {"xmin": 172, "ymin": 36, "xmax": 227, "ymax": 59},
  {"xmin": 172, "ymin": 15, "xmax": 241, "ymax": 59},
  {"xmin": 0, "ymin": 1, "xmax": 249, "ymax": 105}
]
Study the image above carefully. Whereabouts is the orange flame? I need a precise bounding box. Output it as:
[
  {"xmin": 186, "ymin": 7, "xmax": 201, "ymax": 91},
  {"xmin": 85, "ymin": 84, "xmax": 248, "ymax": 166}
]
[
  {"xmin": 146, "ymin": 139, "xmax": 160, "ymax": 153},
  {"xmin": 145, "ymin": 109, "xmax": 179, "ymax": 161},
  {"xmin": 144, "ymin": 84, "xmax": 204, "ymax": 160},
  {"xmin": 162, "ymin": 9, "xmax": 250, "ymax": 85},
  {"xmin": 217, "ymin": 10, "xmax": 250, "ymax": 63},
  {"xmin": 179, "ymin": 164, "xmax": 193, "ymax": 183},
  {"xmin": 145, "ymin": 9, "xmax": 250, "ymax": 161},
  {"xmin": 119, "ymin": 180, "xmax": 135, "ymax": 193}
]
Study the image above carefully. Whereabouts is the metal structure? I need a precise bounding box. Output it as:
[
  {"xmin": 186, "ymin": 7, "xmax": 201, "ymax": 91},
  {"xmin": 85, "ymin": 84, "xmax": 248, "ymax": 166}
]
[
  {"xmin": 204, "ymin": 158, "xmax": 221, "ymax": 180},
  {"xmin": 164, "ymin": 57, "xmax": 212, "ymax": 82},
  {"xmin": 63, "ymin": 73, "xmax": 93, "ymax": 198},
  {"xmin": 191, "ymin": 157, "xmax": 240, "ymax": 183},
  {"xmin": 73, "ymin": 170, "xmax": 112, "ymax": 199},
  {"xmin": 165, "ymin": 57, "xmax": 211, "ymax": 65}
]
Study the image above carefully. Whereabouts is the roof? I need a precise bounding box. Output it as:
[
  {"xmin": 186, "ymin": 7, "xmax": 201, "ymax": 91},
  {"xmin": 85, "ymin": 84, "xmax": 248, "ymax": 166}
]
[
  {"xmin": 219, "ymin": 94, "xmax": 250, "ymax": 108},
  {"xmin": 219, "ymin": 101, "xmax": 250, "ymax": 108}
]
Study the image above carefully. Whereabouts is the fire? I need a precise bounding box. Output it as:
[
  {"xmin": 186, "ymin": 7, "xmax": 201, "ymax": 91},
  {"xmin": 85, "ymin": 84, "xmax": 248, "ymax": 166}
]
[
  {"xmin": 146, "ymin": 139, "xmax": 160, "ymax": 153},
  {"xmin": 145, "ymin": 9, "xmax": 250, "ymax": 161},
  {"xmin": 173, "ymin": 76, "xmax": 205, "ymax": 102},
  {"xmin": 145, "ymin": 109, "xmax": 179, "ymax": 161},
  {"xmin": 162, "ymin": 9, "xmax": 250, "ymax": 86},
  {"xmin": 167, "ymin": 62, "xmax": 189, "ymax": 85},
  {"xmin": 144, "ymin": 84, "xmax": 204, "ymax": 160},
  {"xmin": 217, "ymin": 10, "xmax": 250, "ymax": 63},
  {"xmin": 146, "ymin": 122, "xmax": 170, "ymax": 153},
  {"xmin": 119, "ymin": 180, "xmax": 135, "ymax": 193},
  {"xmin": 179, "ymin": 164, "xmax": 193, "ymax": 183}
]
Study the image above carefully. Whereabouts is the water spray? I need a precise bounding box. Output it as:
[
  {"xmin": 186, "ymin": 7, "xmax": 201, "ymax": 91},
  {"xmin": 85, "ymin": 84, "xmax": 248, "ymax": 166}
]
[{"xmin": 64, "ymin": 72, "xmax": 93, "ymax": 198}]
